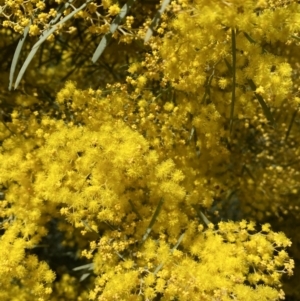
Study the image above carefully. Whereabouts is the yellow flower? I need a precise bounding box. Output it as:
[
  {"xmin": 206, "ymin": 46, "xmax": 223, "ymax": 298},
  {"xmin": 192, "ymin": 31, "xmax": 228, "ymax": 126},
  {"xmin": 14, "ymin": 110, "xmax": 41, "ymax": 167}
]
[
  {"xmin": 261, "ymin": 223, "xmax": 271, "ymax": 233},
  {"xmin": 36, "ymin": 1, "xmax": 46, "ymax": 10},
  {"xmin": 29, "ymin": 24, "xmax": 40, "ymax": 36},
  {"xmin": 164, "ymin": 102, "xmax": 174, "ymax": 111},
  {"xmin": 218, "ymin": 78, "xmax": 228, "ymax": 89},
  {"xmin": 137, "ymin": 75, "xmax": 147, "ymax": 87},
  {"xmin": 108, "ymin": 4, "xmax": 120, "ymax": 16}
]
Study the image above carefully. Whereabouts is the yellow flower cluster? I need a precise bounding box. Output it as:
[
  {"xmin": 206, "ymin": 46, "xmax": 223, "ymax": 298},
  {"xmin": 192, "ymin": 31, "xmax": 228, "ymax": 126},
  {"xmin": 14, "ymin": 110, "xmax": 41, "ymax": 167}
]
[
  {"xmin": 160, "ymin": 0, "xmax": 300, "ymax": 111},
  {"xmin": 83, "ymin": 220, "xmax": 292, "ymax": 300},
  {"xmin": 1, "ymin": 0, "xmax": 300, "ymax": 299},
  {"xmin": 0, "ymin": 0, "xmax": 131, "ymax": 40},
  {"xmin": 0, "ymin": 80, "xmax": 294, "ymax": 300}
]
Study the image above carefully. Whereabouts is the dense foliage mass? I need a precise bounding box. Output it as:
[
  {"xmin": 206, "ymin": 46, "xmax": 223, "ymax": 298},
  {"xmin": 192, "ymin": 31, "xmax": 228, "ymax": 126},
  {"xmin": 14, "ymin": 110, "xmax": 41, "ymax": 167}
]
[{"xmin": 0, "ymin": 0, "xmax": 300, "ymax": 300}]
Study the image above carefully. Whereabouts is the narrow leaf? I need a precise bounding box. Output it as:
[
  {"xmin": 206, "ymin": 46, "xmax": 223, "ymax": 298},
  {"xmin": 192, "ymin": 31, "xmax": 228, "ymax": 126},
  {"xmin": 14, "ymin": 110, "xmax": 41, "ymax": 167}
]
[
  {"xmin": 91, "ymin": 33, "xmax": 113, "ymax": 64},
  {"xmin": 141, "ymin": 198, "xmax": 164, "ymax": 244},
  {"xmin": 200, "ymin": 210, "xmax": 211, "ymax": 226},
  {"xmin": 188, "ymin": 126, "xmax": 195, "ymax": 143},
  {"xmin": 291, "ymin": 35, "xmax": 300, "ymax": 42},
  {"xmin": 153, "ymin": 232, "xmax": 185, "ymax": 275},
  {"xmin": 224, "ymin": 58, "xmax": 233, "ymax": 75},
  {"xmin": 80, "ymin": 273, "xmax": 91, "ymax": 282},
  {"xmin": 243, "ymin": 32, "xmax": 256, "ymax": 44},
  {"xmin": 129, "ymin": 199, "xmax": 142, "ymax": 220},
  {"xmin": 201, "ymin": 68, "xmax": 215, "ymax": 104},
  {"xmin": 248, "ymin": 79, "xmax": 275, "ymax": 126},
  {"xmin": 144, "ymin": 0, "xmax": 171, "ymax": 43},
  {"xmin": 285, "ymin": 108, "xmax": 298, "ymax": 141},
  {"xmin": 73, "ymin": 263, "xmax": 94, "ymax": 271},
  {"xmin": 13, "ymin": 47, "xmax": 40, "ymax": 90},
  {"xmin": 115, "ymin": 251, "xmax": 126, "ymax": 261},
  {"xmin": 9, "ymin": 23, "xmax": 31, "ymax": 91},
  {"xmin": 243, "ymin": 31, "xmax": 267, "ymax": 53},
  {"xmin": 171, "ymin": 232, "xmax": 185, "ymax": 252},
  {"xmin": 92, "ymin": 0, "xmax": 137, "ymax": 63}
]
